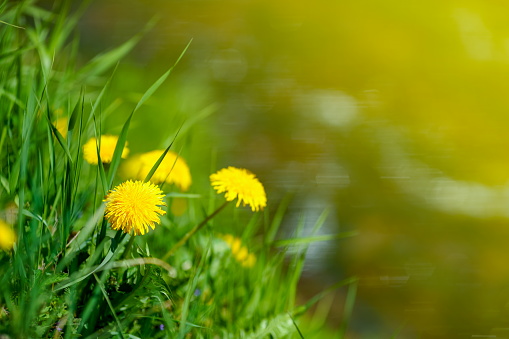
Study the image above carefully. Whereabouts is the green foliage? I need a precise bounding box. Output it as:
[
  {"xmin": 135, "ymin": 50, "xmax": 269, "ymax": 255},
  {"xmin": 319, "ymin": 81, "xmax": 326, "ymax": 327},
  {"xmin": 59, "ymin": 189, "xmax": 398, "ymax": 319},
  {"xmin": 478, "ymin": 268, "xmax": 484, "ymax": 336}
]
[{"xmin": 0, "ymin": 1, "xmax": 354, "ymax": 338}]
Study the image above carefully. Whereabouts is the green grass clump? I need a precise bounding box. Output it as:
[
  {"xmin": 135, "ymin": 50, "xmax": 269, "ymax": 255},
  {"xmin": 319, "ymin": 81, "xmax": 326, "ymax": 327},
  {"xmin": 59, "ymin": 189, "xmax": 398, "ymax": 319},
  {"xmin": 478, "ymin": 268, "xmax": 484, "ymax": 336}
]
[{"xmin": 0, "ymin": 1, "xmax": 355, "ymax": 338}]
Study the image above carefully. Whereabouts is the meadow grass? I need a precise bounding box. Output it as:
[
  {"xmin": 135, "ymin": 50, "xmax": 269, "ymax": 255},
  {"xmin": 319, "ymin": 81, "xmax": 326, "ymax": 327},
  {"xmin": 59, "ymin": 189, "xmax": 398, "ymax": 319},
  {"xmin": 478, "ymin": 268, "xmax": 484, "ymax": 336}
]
[{"xmin": 0, "ymin": 1, "xmax": 356, "ymax": 338}]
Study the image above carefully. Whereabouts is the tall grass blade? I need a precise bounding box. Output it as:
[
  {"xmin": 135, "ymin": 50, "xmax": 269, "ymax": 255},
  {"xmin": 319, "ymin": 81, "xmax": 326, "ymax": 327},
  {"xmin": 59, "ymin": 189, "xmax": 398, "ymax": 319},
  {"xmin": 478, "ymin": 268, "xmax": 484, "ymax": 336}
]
[
  {"xmin": 337, "ymin": 279, "xmax": 357, "ymax": 339},
  {"xmin": 265, "ymin": 193, "xmax": 292, "ymax": 245},
  {"xmin": 133, "ymin": 39, "xmax": 192, "ymax": 114},
  {"xmin": 76, "ymin": 18, "xmax": 156, "ymax": 82},
  {"xmin": 93, "ymin": 273, "xmax": 125, "ymax": 339},
  {"xmin": 143, "ymin": 125, "xmax": 182, "ymax": 183},
  {"xmin": 107, "ymin": 41, "xmax": 191, "ymax": 188}
]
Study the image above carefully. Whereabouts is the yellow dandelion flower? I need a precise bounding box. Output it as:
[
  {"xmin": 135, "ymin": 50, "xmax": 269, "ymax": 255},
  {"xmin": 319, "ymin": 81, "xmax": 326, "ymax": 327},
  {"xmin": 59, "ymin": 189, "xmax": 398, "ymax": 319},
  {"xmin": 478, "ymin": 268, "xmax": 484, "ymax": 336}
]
[
  {"xmin": 222, "ymin": 234, "xmax": 235, "ymax": 244},
  {"xmin": 0, "ymin": 220, "xmax": 16, "ymax": 251},
  {"xmin": 210, "ymin": 167, "xmax": 266, "ymax": 212},
  {"xmin": 236, "ymin": 246, "xmax": 249, "ymax": 262},
  {"xmin": 230, "ymin": 237, "xmax": 242, "ymax": 254},
  {"xmin": 83, "ymin": 135, "xmax": 129, "ymax": 165},
  {"xmin": 243, "ymin": 253, "xmax": 256, "ymax": 268},
  {"xmin": 104, "ymin": 180, "xmax": 166, "ymax": 235},
  {"xmin": 122, "ymin": 150, "xmax": 192, "ymax": 191},
  {"xmin": 53, "ymin": 117, "xmax": 68, "ymax": 138},
  {"xmin": 220, "ymin": 234, "xmax": 256, "ymax": 268}
]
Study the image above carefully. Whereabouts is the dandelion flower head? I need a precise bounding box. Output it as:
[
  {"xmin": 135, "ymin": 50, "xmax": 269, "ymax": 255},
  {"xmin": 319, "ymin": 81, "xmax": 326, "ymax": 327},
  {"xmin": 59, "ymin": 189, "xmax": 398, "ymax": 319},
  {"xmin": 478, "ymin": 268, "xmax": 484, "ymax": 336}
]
[
  {"xmin": 0, "ymin": 220, "xmax": 16, "ymax": 251},
  {"xmin": 122, "ymin": 150, "xmax": 192, "ymax": 191},
  {"xmin": 210, "ymin": 166, "xmax": 266, "ymax": 212},
  {"xmin": 83, "ymin": 135, "xmax": 129, "ymax": 165},
  {"xmin": 220, "ymin": 234, "xmax": 256, "ymax": 268},
  {"xmin": 104, "ymin": 180, "xmax": 166, "ymax": 235}
]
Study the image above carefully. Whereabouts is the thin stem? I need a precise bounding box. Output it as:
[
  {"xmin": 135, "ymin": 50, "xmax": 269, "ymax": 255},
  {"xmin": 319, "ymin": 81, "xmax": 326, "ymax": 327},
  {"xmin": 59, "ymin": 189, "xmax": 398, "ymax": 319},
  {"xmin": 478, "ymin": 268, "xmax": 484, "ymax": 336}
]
[{"xmin": 162, "ymin": 201, "xmax": 229, "ymax": 260}]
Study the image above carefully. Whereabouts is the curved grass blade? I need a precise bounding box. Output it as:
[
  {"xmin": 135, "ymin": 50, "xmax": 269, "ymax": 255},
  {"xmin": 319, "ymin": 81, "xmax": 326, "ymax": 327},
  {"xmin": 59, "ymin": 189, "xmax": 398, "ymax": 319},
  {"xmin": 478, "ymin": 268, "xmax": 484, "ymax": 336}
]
[
  {"xmin": 54, "ymin": 233, "xmax": 128, "ymax": 291},
  {"xmin": 143, "ymin": 125, "xmax": 183, "ymax": 183},
  {"xmin": 107, "ymin": 40, "xmax": 192, "ymax": 188},
  {"xmin": 93, "ymin": 273, "xmax": 125, "ymax": 339},
  {"xmin": 88, "ymin": 63, "xmax": 119, "ymax": 125},
  {"xmin": 76, "ymin": 17, "xmax": 157, "ymax": 82},
  {"xmin": 133, "ymin": 39, "xmax": 192, "ymax": 114},
  {"xmin": 293, "ymin": 277, "xmax": 358, "ymax": 317},
  {"xmin": 289, "ymin": 314, "xmax": 305, "ymax": 339},
  {"xmin": 91, "ymin": 114, "xmax": 108, "ymax": 195},
  {"xmin": 337, "ymin": 279, "xmax": 357, "ymax": 339},
  {"xmin": 265, "ymin": 193, "xmax": 292, "ymax": 245},
  {"xmin": 46, "ymin": 109, "xmax": 73, "ymax": 163}
]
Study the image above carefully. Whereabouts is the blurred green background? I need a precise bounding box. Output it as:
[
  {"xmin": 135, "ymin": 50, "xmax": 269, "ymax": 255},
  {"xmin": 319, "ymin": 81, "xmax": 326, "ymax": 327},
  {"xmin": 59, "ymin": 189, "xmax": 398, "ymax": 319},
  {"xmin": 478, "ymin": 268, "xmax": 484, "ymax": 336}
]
[{"xmin": 74, "ymin": 0, "xmax": 509, "ymax": 337}]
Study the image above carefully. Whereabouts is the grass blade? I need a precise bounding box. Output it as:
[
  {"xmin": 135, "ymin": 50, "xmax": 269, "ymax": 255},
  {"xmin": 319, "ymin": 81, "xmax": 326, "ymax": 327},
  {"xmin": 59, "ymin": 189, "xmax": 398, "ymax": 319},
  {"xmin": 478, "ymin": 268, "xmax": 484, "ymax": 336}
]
[
  {"xmin": 143, "ymin": 125, "xmax": 182, "ymax": 183},
  {"xmin": 76, "ymin": 18, "xmax": 156, "ymax": 82},
  {"xmin": 265, "ymin": 193, "xmax": 292, "ymax": 245},
  {"xmin": 107, "ymin": 41, "xmax": 191, "ymax": 188},
  {"xmin": 93, "ymin": 273, "xmax": 125, "ymax": 339},
  {"xmin": 133, "ymin": 39, "xmax": 192, "ymax": 114}
]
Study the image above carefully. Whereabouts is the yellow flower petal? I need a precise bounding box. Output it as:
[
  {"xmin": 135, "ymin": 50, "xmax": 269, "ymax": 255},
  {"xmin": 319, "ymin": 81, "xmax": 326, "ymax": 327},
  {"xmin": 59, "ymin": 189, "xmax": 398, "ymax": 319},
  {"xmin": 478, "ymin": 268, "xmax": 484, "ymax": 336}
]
[
  {"xmin": 242, "ymin": 253, "xmax": 256, "ymax": 268},
  {"xmin": 83, "ymin": 135, "xmax": 129, "ymax": 165},
  {"xmin": 121, "ymin": 150, "xmax": 192, "ymax": 191},
  {"xmin": 221, "ymin": 234, "xmax": 234, "ymax": 246},
  {"xmin": 210, "ymin": 167, "xmax": 266, "ymax": 212},
  {"xmin": 0, "ymin": 220, "xmax": 16, "ymax": 251},
  {"xmin": 230, "ymin": 238, "xmax": 242, "ymax": 255},
  {"xmin": 104, "ymin": 180, "xmax": 166, "ymax": 235},
  {"xmin": 220, "ymin": 234, "xmax": 257, "ymax": 268},
  {"xmin": 235, "ymin": 246, "xmax": 248, "ymax": 262}
]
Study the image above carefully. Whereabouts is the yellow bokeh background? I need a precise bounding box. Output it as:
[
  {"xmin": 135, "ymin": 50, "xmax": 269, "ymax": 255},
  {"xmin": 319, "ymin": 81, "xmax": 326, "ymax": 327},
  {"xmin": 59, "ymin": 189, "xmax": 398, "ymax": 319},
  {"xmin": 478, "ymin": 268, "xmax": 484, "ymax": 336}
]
[{"xmin": 77, "ymin": 0, "xmax": 509, "ymax": 336}]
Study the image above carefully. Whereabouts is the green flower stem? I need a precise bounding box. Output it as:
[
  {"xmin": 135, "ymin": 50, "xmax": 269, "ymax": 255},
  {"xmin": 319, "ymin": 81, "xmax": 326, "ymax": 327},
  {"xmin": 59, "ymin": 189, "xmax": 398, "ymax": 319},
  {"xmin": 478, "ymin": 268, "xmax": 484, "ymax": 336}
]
[{"xmin": 162, "ymin": 200, "xmax": 229, "ymax": 260}]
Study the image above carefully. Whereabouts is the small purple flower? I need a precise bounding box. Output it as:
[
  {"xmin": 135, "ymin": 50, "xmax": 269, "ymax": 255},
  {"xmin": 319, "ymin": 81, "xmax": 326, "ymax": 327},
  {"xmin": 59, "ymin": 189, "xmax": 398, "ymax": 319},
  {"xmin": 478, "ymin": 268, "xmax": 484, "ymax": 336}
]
[
  {"xmin": 194, "ymin": 288, "xmax": 201, "ymax": 296},
  {"xmin": 159, "ymin": 324, "xmax": 164, "ymax": 331},
  {"xmin": 57, "ymin": 327, "xmax": 63, "ymax": 332}
]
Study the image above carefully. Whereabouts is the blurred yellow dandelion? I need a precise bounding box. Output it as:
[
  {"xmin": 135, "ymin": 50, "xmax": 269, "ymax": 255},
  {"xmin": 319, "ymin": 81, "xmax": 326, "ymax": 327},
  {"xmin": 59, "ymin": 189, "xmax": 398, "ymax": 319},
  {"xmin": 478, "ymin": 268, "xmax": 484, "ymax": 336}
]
[
  {"xmin": 83, "ymin": 135, "xmax": 129, "ymax": 165},
  {"xmin": 122, "ymin": 150, "xmax": 191, "ymax": 191},
  {"xmin": 170, "ymin": 197, "xmax": 188, "ymax": 216},
  {"xmin": 104, "ymin": 180, "xmax": 166, "ymax": 235},
  {"xmin": 53, "ymin": 117, "xmax": 68, "ymax": 138},
  {"xmin": 243, "ymin": 252, "xmax": 256, "ymax": 267},
  {"xmin": 210, "ymin": 167, "xmax": 266, "ymax": 212},
  {"xmin": 0, "ymin": 220, "xmax": 16, "ymax": 251},
  {"xmin": 221, "ymin": 234, "xmax": 256, "ymax": 268}
]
